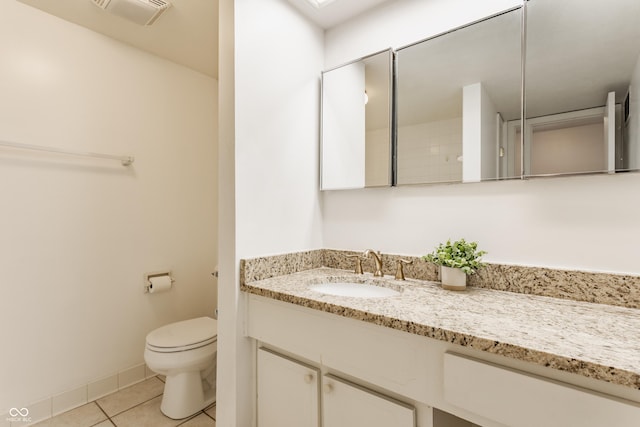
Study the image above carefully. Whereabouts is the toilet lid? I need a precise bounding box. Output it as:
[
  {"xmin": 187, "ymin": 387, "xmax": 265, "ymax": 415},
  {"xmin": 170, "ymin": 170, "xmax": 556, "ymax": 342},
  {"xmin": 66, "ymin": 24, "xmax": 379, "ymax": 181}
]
[{"xmin": 146, "ymin": 316, "xmax": 217, "ymax": 349}]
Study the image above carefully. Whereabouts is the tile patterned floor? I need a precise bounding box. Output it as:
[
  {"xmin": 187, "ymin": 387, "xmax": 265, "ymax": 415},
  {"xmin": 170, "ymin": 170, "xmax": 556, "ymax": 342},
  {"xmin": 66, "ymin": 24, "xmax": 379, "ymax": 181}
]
[{"xmin": 33, "ymin": 377, "xmax": 216, "ymax": 427}]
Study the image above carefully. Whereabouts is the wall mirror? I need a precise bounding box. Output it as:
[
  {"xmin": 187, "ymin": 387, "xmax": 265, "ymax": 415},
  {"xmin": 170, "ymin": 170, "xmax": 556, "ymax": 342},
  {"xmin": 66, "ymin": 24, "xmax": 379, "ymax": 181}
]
[
  {"xmin": 395, "ymin": 7, "xmax": 523, "ymax": 185},
  {"xmin": 524, "ymin": 0, "xmax": 640, "ymax": 177},
  {"xmin": 321, "ymin": 49, "xmax": 393, "ymax": 190}
]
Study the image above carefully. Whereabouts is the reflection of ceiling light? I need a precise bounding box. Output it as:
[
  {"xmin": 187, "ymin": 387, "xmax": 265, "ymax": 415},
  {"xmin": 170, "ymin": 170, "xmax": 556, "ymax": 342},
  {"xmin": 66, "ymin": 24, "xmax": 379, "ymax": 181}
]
[
  {"xmin": 364, "ymin": 91, "xmax": 369, "ymax": 105},
  {"xmin": 306, "ymin": 0, "xmax": 338, "ymax": 9}
]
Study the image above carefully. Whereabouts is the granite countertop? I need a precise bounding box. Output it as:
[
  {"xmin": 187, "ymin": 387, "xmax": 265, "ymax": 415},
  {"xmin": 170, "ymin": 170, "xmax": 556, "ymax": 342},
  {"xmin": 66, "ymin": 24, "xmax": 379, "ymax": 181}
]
[{"xmin": 241, "ymin": 267, "xmax": 640, "ymax": 390}]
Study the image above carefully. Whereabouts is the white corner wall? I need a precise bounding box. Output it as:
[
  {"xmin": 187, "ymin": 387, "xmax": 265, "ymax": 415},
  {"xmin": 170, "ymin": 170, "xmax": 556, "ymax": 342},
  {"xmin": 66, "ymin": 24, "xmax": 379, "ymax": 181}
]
[
  {"xmin": 629, "ymin": 52, "xmax": 640, "ymax": 169},
  {"xmin": 216, "ymin": 0, "xmax": 324, "ymax": 426},
  {"xmin": 0, "ymin": 1, "xmax": 217, "ymax": 412},
  {"xmin": 323, "ymin": 0, "xmax": 640, "ymax": 275},
  {"xmin": 234, "ymin": 0, "xmax": 324, "ymax": 259}
]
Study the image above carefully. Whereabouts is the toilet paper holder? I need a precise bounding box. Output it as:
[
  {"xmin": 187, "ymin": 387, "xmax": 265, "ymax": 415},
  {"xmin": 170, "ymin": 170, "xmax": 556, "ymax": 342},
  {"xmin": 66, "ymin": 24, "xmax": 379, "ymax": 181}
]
[{"xmin": 144, "ymin": 271, "xmax": 175, "ymax": 293}]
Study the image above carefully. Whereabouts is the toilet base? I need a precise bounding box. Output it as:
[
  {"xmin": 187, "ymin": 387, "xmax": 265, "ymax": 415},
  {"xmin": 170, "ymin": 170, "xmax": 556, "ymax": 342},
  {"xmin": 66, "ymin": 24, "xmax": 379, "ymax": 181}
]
[{"xmin": 160, "ymin": 370, "xmax": 216, "ymax": 419}]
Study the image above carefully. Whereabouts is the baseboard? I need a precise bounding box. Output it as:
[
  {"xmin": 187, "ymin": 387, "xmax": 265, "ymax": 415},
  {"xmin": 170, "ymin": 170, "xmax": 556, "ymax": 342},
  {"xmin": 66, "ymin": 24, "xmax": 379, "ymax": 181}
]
[{"xmin": 2, "ymin": 362, "xmax": 154, "ymax": 426}]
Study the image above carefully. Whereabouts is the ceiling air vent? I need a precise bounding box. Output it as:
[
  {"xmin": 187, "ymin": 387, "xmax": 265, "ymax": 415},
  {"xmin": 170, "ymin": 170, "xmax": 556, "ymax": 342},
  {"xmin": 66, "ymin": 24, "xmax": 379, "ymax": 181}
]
[{"xmin": 91, "ymin": 0, "xmax": 171, "ymax": 26}]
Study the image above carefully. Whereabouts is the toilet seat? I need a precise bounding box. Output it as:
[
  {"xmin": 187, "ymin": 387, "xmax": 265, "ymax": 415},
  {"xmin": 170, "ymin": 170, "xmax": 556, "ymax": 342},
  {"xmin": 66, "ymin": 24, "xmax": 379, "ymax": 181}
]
[
  {"xmin": 146, "ymin": 336, "xmax": 217, "ymax": 353},
  {"xmin": 146, "ymin": 317, "xmax": 217, "ymax": 353}
]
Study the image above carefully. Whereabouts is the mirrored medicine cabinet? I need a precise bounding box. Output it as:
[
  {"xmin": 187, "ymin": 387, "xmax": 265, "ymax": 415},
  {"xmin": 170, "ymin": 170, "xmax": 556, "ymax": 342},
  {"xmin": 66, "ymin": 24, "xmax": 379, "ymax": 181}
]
[
  {"xmin": 320, "ymin": 49, "xmax": 393, "ymax": 190},
  {"xmin": 524, "ymin": 0, "xmax": 640, "ymax": 177},
  {"xmin": 396, "ymin": 7, "xmax": 522, "ymax": 185},
  {"xmin": 320, "ymin": 0, "xmax": 640, "ymax": 190}
]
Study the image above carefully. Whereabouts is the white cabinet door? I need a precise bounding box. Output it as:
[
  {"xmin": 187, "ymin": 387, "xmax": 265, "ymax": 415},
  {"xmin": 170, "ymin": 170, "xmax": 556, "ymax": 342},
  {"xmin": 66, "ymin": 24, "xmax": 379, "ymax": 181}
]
[
  {"xmin": 323, "ymin": 374, "xmax": 415, "ymax": 427},
  {"xmin": 257, "ymin": 348, "xmax": 319, "ymax": 427}
]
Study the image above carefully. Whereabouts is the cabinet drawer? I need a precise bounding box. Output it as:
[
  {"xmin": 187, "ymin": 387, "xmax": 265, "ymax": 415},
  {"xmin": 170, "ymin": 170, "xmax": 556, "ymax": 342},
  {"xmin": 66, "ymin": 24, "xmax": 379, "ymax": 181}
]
[{"xmin": 443, "ymin": 353, "xmax": 640, "ymax": 427}]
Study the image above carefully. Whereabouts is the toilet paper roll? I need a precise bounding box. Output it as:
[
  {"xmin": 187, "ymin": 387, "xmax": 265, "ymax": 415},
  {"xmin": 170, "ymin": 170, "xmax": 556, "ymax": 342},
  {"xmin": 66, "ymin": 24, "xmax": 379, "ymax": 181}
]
[{"xmin": 148, "ymin": 275, "xmax": 172, "ymax": 293}]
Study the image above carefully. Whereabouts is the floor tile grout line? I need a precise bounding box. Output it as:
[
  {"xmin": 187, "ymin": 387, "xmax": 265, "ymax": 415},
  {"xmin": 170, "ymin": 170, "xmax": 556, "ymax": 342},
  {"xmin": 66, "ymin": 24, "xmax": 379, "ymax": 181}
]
[
  {"xmin": 213, "ymin": 402, "xmax": 217, "ymax": 420},
  {"xmin": 92, "ymin": 399, "xmax": 117, "ymax": 427},
  {"xmin": 33, "ymin": 376, "xmax": 214, "ymax": 426},
  {"xmin": 100, "ymin": 392, "xmax": 164, "ymax": 419},
  {"xmin": 175, "ymin": 410, "xmax": 205, "ymax": 426},
  {"xmin": 174, "ymin": 401, "xmax": 217, "ymax": 425},
  {"xmin": 205, "ymin": 402, "xmax": 217, "ymax": 421},
  {"xmin": 95, "ymin": 376, "xmax": 165, "ymax": 419}
]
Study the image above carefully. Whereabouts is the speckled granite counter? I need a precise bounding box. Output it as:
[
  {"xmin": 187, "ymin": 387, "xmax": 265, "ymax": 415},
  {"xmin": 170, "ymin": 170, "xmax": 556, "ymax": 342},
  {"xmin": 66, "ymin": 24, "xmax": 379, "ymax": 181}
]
[
  {"xmin": 241, "ymin": 267, "xmax": 640, "ymax": 390},
  {"xmin": 241, "ymin": 249, "xmax": 640, "ymax": 309}
]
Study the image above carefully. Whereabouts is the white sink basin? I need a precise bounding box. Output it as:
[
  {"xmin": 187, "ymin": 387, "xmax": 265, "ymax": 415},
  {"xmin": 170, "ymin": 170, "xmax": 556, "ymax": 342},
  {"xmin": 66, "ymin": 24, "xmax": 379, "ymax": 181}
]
[{"xmin": 309, "ymin": 282, "xmax": 400, "ymax": 298}]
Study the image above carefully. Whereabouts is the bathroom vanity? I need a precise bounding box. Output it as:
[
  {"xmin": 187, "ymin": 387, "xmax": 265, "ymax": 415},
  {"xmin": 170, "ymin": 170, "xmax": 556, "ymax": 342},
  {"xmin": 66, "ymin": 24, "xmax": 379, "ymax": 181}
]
[{"xmin": 241, "ymin": 255, "xmax": 640, "ymax": 427}]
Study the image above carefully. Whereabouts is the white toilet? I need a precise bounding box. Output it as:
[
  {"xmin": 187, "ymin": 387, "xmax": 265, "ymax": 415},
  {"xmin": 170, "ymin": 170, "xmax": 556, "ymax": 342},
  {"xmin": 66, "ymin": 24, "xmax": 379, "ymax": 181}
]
[{"xmin": 144, "ymin": 316, "xmax": 217, "ymax": 419}]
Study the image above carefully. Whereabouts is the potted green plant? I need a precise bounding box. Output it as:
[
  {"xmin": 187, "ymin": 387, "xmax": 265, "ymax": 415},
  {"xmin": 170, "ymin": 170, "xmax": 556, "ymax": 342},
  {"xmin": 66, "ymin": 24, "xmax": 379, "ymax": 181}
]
[{"xmin": 423, "ymin": 238, "xmax": 487, "ymax": 290}]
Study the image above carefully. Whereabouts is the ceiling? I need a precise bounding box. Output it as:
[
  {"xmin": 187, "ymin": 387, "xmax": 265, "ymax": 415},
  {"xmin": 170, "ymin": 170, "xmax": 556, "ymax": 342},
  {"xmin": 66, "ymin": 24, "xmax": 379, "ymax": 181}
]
[
  {"xmin": 285, "ymin": 0, "xmax": 391, "ymax": 29},
  {"xmin": 18, "ymin": 0, "xmax": 219, "ymax": 78},
  {"xmin": 17, "ymin": 0, "xmax": 392, "ymax": 80}
]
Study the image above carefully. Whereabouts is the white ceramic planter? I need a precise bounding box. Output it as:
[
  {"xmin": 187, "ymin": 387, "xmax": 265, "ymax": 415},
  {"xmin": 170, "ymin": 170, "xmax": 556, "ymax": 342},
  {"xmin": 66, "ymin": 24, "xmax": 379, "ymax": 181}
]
[{"xmin": 440, "ymin": 266, "xmax": 467, "ymax": 291}]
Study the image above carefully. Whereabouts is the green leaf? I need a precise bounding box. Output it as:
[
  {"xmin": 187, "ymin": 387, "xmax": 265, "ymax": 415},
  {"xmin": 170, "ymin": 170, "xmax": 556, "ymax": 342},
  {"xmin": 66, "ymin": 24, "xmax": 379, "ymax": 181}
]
[{"xmin": 423, "ymin": 238, "xmax": 487, "ymax": 275}]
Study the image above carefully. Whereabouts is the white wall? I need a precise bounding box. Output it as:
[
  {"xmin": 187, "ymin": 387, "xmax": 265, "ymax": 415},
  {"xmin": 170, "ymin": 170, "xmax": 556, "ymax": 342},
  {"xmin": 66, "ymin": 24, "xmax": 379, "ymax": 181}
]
[
  {"xmin": 0, "ymin": 0, "xmax": 217, "ymax": 412},
  {"xmin": 235, "ymin": 0, "xmax": 323, "ymax": 258},
  {"xmin": 323, "ymin": 0, "xmax": 640, "ymax": 275},
  {"xmin": 217, "ymin": 0, "xmax": 324, "ymax": 425},
  {"xmin": 628, "ymin": 52, "xmax": 640, "ymax": 169}
]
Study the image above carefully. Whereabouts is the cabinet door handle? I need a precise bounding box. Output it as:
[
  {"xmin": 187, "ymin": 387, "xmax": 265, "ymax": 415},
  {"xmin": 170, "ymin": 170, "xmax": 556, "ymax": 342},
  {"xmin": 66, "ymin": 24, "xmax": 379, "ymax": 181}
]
[
  {"xmin": 323, "ymin": 383, "xmax": 334, "ymax": 393},
  {"xmin": 304, "ymin": 374, "xmax": 314, "ymax": 384}
]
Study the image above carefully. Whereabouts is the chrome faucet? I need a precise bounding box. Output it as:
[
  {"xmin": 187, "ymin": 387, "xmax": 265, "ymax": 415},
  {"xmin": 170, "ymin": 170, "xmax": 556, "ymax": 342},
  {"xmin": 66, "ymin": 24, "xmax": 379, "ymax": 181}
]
[{"xmin": 363, "ymin": 249, "xmax": 384, "ymax": 277}]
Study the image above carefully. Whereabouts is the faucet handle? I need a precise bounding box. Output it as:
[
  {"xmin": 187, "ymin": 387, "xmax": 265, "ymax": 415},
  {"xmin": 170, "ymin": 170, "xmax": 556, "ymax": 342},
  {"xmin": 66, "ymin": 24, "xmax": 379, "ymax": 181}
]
[
  {"xmin": 394, "ymin": 259, "xmax": 413, "ymax": 280},
  {"xmin": 346, "ymin": 254, "xmax": 364, "ymax": 274}
]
